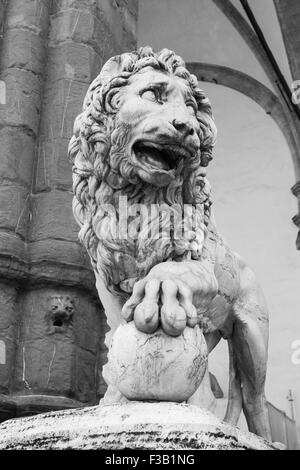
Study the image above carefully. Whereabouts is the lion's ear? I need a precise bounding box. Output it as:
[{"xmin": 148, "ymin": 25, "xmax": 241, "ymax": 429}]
[
  {"xmin": 100, "ymin": 56, "xmax": 124, "ymax": 84},
  {"xmin": 100, "ymin": 52, "xmax": 136, "ymax": 84}
]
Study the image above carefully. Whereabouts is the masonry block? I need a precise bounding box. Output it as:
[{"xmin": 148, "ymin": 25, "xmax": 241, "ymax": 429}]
[
  {"xmin": 0, "ymin": 127, "xmax": 35, "ymax": 188},
  {"xmin": 0, "ymin": 69, "xmax": 41, "ymax": 135},
  {"xmin": 0, "ymin": 283, "xmax": 20, "ymax": 394},
  {"xmin": 29, "ymin": 190, "xmax": 79, "ymax": 243},
  {"xmin": 6, "ymin": 0, "xmax": 51, "ymax": 36},
  {"xmin": 46, "ymin": 42, "xmax": 103, "ymax": 84},
  {"xmin": 1, "ymin": 29, "xmax": 45, "ymax": 75},
  {"xmin": 0, "ymin": 185, "xmax": 30, "ymax": 238}
]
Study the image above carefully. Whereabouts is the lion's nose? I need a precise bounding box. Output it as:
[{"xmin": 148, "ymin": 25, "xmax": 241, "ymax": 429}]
[{"xmin": 172, "ymin": 119, "xmax": 194, "ymax": 137}]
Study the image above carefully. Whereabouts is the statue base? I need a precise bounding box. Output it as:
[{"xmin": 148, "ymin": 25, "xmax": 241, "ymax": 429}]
[{"xmin": 0, "ymin": 401, "xmax": 275, "ymax": 450}]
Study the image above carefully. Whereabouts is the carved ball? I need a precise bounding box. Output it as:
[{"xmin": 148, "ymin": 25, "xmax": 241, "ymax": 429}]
[{"xmin": 108, "ymin": 322, "xmax": 208, "ymax": 402}]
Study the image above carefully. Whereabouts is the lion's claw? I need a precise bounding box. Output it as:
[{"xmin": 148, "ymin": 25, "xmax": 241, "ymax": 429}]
[
  {"xmin": 121, "ymin": 272, "xmax": 201, "ymax": 336},
  {"xmin": 160, "ymin": 279, "xmax": 187, "ymax": 336},
  {"xmin": 122, "ymin": 278, "xmax": 161, "ymax": 333},
  {"xmin": 161, "ymin": 304, "xmax": 186, "ymax": 336},
  {"xmin": 134, "ymin": 300, "xmax": 159, "ymax": 334}
]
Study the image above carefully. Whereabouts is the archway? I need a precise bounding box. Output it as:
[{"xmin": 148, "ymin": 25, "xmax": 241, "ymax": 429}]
[
  {"xmin": 187, "ymin": 62, "xmax": 299, "ymax": 176},
  {"xmin": 193, "ymin": 81, "xmax": 300, "ymax": 425},
  {"xmin": 188, "ymin": 62, "xmax": 300, "ymax": 248}
]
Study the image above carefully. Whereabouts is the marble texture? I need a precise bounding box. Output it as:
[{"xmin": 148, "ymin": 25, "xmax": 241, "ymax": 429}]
[
  {"xmin": 106, "ymin": 323, "xmax": 208, "ymax": 402},
  {"xmin": 0, "ymin": 402, "xmax": 275, "ymax": 450},
  {"xmin": 69, "ymin": 47, "xmax": 272, "ymax": 440}
]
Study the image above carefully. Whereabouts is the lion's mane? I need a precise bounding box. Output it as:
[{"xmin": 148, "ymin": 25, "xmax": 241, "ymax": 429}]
[{"xmin": 68, "ymin": 47, "xmax": 217, "ymax": 298}]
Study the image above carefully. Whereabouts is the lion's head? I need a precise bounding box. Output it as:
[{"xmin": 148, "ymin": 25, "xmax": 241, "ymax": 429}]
[{"xmin": 68, "ymin": 47, "xmax": 217, "ymax": 297}]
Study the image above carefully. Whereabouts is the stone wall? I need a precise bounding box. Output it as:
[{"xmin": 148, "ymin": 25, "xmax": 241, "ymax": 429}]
[{"xmin": 0, "ymin": 0, "xmax": 138, "ymax": 421}]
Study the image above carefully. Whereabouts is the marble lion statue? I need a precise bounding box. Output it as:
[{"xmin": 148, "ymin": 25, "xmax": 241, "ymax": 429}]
[{"xmin": 68, "ymin": 47, "xmax": 271, "ymax": 440}]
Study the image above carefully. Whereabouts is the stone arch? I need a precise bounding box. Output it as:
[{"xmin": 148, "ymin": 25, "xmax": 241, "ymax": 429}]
[
  {"xmin": 187, "ymin": 62, "xmax": 299, "ymax": 176},
  {"xmin": 188, "ymin": 62, "xmax": 300, "ymax": 248}
]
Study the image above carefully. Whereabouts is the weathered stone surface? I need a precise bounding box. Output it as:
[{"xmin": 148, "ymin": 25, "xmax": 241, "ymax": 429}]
[
  {"xmin": 34, "ymin": 138, "xmax": 74, "ymax": 191},
  {"xmin": 0, "ymin": 394, "xmax": 16, "ymax": 424},
  {"xmin": 97, "ymin": 0, "xmax": 126, "ymax": 45},
  {"xmin": 49, "ymin": 9, "xmax": 109, "ymax": 55},
  {"xmin": 13, "ymin": 395, "xmax": 84, "ymax": 419},
  {"xmin": 12, "ymin": 287, "xmax": 104, "ymax": 404},
  {"xmin": 0, "ymin": 2, "xmax": 6, "ymax": 38},
  {"xmin": 46, "ymin": 43, "xmax": 103, "ymax": 85},
  {"xmin": 0, "ymin": 0, "xmax": 137, "ymax": 416},
  {"xmin": 6, "ymin": 0, "xmax": 51, "ymax": 36},
  {"xmin": 0, "ymin": 283, "xmax": 20, "ymax": 395},
  {"xmin": 0, "ymin": 232, "xmax": 27, "ymax": 275},
  {"xmin": 28, "ymin": 239, "xmax": 91, "ymax": 271},
  {"xmin": 107, "ymin": 323, "xmax": 207, "ymax": 402},
  {"xmin": 0, "ymin": 402, "xmax": 275, "ymax": 450},
  {"xmin": 50, "ymin": 0, "xmax": 137, "ymax": 51},
  {"xmin": 38, "ymin": 79, "xmax": 87, "ymax": 142},
  {"xmin": 29, "ymin": 190, "xmax": 79, "ymax": 242},
  {"xmin": 0, "ymin": 127, "xmax": 35, "ymax": 188},
  {"xmin": 0, "ymin": 69, "xmax": 41, "ymax": 134},
  {"xmin": 122, "ymin": 0, "xmax": 139, "ymax": 18},
  {"xmin": 52, "ymin": 0, "xmax": 99, "ymax": 14},
  {"xmin": 28, "ymin": 247, "xmax": 96, "ymax": 293},
  {"xmin": 1, "ymin": 29, "xmax": 45, "ymax": 75},
  {"xmin": 0, "ymin": 185, "xmax": 30, "ymax": 238},
  {"xmin": 13, "ymin": 337, "xmax": 75, "ymax": 396},
  {"xmin": 120, "ymin": 4, "xmax": 137, "ymax": 39},
  {"xmin": 0, "ymin": 232, "xmax": 96, "ymax": 291}
]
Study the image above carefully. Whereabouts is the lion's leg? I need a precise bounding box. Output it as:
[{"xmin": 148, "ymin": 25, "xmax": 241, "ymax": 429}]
[
  {"xmin": 188, "ymin": 331, "xmax": 221, "ymax": 409},
  {"xmin": 231, "ymin": 307, "xmax": 271, "ymax": 440},
  {"xmin": 200, "ymin": 332, "xmax": 243, "ymax": 425},
  {"xmin": 223, "ymin": 338, "xmax": 243, "ymax": 426},
  {"xmin": 205, "ymin": 330, "xmax": 222, "ymax": 353}
]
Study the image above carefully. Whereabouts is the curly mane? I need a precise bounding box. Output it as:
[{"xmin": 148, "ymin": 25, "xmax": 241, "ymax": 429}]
[{"xmin": 68, "ymin": 47, "xmax": 217, "ymax": 297}]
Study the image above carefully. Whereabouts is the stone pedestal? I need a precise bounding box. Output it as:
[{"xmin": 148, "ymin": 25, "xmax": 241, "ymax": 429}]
[{"xmin": 0, "ymin": 402, "xmax": 275, "ymax": 450}]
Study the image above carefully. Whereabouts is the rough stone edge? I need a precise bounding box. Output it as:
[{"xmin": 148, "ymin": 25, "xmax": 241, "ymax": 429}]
[{"xmin": 0, "ymin": 402, "xmax": 275, "ymax": 450}]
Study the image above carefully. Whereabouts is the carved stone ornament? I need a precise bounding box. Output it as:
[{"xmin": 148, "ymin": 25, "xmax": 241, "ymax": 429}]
[{"xmin": 46, "ymin": 295, "xmax": 74, "ymax": 334}]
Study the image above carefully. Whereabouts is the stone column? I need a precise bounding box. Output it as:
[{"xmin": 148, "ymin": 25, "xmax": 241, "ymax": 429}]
[
  {"xmin": 0, "ymin": 0, "xmax": 138, "ymax": 420},
  {"xmin": 0, "ymin": 0, "xmax": 51, "ymax": 420}
]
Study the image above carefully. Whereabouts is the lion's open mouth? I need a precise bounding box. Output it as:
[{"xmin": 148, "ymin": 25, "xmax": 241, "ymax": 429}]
[{"xmin": 133, "ymin": 142, "xmax": 188, "ymax": 171}]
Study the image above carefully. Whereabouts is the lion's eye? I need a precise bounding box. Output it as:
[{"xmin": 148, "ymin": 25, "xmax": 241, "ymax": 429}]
[
  {"xmin": 186, "ymin": 101, "xmax": 197, "ymax": 114},
  {"xmin": 141, "ymin": 89, "xmax": 162, "ymax": 104}
]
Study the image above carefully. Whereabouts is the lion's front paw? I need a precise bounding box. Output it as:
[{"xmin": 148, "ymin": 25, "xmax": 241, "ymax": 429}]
[
  {"xmin": 121, "ymin": 277, "xmax": 198, "ymax": 336},
  {"xmin": 133, "ymin": 279, "xmax": 160, "ymax": 334}
]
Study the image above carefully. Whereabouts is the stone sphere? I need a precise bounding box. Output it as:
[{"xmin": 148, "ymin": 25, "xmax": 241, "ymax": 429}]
[{"xmin": 108, "ymin": 322, "xmax": 208, "ymax": 402}]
